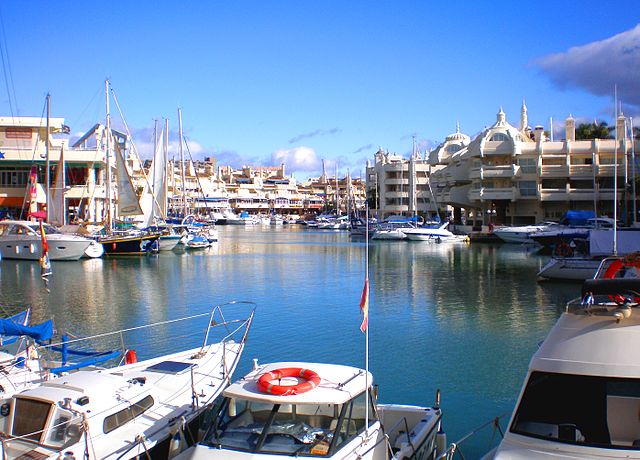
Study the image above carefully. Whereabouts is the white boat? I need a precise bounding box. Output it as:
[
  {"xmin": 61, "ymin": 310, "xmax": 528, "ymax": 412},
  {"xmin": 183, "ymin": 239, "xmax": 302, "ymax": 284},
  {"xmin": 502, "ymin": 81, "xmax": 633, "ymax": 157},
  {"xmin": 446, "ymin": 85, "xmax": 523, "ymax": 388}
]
[
  {"xmin": 0, "ymin": 301, "xmax": 256, "ymax": 459},
  {"xmin": 174, "ymin": 360, "xmax": 445, "ymax": 460},
  {"xmin": 0, "ymin": 220, "xmax": 93, "ymax": 261},
  {"xmin": 537, "ymin": 256, "xmax": 602, "ymax": 280},
  {"xmin": 186, "ymin": 234, "xmax": 211, "ymax": 249},
  {"xmin": 493, "ymin": 223, "xmax": 553, "ymax": 244},
  {"xmin": 482, "ymin": 257, "xmax": 640, "ymax": 459},
  {"xmin": 403, "ymin": 222, "xmax": 456, "ymax": 242}
]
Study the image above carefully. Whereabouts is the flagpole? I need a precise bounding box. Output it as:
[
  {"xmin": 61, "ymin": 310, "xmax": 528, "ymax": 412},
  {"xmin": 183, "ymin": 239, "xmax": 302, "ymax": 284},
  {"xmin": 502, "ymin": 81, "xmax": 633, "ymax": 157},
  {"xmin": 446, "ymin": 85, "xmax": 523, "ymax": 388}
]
[{"xmin": 364, "ymin": 204, "xmax": 369, "ymax": 435}]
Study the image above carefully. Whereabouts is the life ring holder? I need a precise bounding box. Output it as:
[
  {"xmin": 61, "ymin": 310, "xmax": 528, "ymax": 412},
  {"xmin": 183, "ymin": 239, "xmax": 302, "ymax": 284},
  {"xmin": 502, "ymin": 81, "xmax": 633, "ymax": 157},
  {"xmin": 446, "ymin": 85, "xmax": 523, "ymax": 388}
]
[
  {"xmin": 257, "ymin": 367, "xmax": 321, "ymax": 396},
  {"xmin": 554, "ymin": 242, "xmax": 574, "ymax": 258}
]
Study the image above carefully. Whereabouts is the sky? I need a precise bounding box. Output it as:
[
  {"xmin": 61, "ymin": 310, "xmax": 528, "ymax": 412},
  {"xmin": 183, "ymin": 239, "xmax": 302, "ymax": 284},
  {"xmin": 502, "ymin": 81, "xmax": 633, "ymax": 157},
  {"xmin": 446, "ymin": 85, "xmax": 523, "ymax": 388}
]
[{"xmin": 0, "ymin": 1, "xmax": 639, "ymax": 180}]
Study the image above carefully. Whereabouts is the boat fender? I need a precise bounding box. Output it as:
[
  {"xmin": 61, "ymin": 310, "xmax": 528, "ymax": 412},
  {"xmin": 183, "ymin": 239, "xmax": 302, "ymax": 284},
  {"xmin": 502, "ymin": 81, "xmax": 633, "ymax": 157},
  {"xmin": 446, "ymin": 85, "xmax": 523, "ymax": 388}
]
[
  {"xmin": 168, "ymin": 416, "xmax": 187, "ymax": 459},
  {"xmin": 125, "ymin": 349, "xmax": 137, "ymax": 365},
  {"xmin": 257, "ymin": 367, "xmax": 321, "ymax": 396},
  {"xmin": 435, "ymin": 427, "xmax": 447, "ymax": 457}
]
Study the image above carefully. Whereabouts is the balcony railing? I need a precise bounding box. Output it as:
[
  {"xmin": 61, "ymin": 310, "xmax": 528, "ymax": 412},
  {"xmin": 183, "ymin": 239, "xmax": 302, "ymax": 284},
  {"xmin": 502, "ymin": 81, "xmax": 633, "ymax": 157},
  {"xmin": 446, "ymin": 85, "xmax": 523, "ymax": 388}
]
[
  {"xmin": 568, "ymin": 165, "xmax": 595, "ymax": 176},
  {"xmin": 540, "ymin": 165, "xmax": 568, "ymax": 177},
  {"xmin": 480, "ymin": 187, "xmax": 516, "ymax": 201}
]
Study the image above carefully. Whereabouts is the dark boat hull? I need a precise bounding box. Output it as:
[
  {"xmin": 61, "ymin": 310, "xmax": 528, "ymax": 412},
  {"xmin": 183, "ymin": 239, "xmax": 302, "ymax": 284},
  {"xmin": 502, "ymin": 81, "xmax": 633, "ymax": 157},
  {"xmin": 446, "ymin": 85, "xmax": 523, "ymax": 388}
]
[{"xmin": 98, "ymin": 234, "xmax": 160, "ymax": 255}]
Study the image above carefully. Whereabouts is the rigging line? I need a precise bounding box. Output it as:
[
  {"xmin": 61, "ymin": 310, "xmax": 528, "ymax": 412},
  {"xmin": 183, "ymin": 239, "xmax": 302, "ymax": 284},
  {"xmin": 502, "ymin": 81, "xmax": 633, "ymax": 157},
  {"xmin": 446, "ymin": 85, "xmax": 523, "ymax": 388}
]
[
  {"xmin": 110, "ymin": 87, "xmax": 153, "ymax": 188},
  {"xmin": 68, "ymin": 86, "xmax": 102, "ymax": 136},
  {"xmin": 0, "ymin": 5, "xmax": 17, "ymax": 119},
  {"xmin": 182, "ymin": 134, "xmax": 212, "ymax": 213},
  {"xmin": 19, "ymin": 98, "xmax": 48, "ymax": 220}
]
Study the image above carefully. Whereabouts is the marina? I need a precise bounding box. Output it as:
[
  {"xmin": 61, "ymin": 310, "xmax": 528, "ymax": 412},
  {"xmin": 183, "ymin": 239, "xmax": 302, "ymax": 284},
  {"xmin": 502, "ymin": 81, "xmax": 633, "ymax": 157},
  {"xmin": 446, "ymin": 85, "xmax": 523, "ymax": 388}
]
[{"xmin": 0, "ymin": 225, "xmax": 580, "ymax": 457}]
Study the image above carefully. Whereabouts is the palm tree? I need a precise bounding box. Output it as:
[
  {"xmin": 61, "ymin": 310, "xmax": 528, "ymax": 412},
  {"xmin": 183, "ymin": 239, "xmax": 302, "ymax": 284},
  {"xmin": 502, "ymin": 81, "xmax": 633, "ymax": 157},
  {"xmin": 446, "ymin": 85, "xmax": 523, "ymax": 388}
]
[{"xmin": 575, "ymin": 121, "xmax": 613, "ymax": 140}]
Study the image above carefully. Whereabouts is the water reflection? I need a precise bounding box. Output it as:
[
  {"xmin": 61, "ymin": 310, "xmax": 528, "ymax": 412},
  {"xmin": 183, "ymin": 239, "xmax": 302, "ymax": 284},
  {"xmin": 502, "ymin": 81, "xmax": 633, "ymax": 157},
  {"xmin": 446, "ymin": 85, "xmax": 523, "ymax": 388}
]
[{"xmin": 0, "ymin": 226, "xmax": 580, "ymax": 456}]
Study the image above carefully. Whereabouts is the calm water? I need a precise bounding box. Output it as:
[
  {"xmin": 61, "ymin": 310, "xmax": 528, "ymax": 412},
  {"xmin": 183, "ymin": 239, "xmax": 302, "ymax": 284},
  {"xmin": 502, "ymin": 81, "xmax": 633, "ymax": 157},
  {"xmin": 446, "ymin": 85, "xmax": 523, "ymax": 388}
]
[{"xmin": 0, "ymin": 225, "xmax": 581, "ymax": 457}]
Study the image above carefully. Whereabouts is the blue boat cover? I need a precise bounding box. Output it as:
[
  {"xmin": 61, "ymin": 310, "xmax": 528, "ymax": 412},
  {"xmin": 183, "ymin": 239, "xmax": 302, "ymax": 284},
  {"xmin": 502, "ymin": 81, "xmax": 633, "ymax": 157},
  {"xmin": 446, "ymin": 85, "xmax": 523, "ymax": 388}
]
[
  {"xmin": 0, "ymin": 319, "xmax": 53, "ymax": 342},
  {"xmin": 559, "ymin": 210, "xmax": 596, "ymax": 226}
]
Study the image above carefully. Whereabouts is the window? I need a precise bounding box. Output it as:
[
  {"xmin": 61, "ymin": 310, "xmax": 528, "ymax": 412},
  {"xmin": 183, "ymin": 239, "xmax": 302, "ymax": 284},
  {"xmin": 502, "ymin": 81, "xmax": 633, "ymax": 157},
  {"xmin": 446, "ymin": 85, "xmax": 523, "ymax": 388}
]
[
  {"xmin": 490, "ymin": 133, "xmax": 509, "ymax": 142},
  {"xmin": 103, "ymin": 395, "xmax": 154, "ymax": 434},
  {"xmin": 511, "ymin": 372, "xmax": 640, "ymax": 449},
  {"xmin": 517, "ymin": 158, "xmax": 537, "ymax": 174},
  {"xmin": 446, "ymin": 144, "xmax": 462, "ymax": 154},
  {"xmin": 518, "ymin": 181, "xmax": 537, "ymax": 197}
]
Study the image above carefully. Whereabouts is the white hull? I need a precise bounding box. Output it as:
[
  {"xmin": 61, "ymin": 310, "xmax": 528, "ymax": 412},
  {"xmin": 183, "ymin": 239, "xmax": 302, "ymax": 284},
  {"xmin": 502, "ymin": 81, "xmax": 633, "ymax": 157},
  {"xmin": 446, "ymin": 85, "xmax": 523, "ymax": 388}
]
[
  {"xmin": 372, "ymin": 229, "xmax": 407, "ymax": 240},
  {"xmin": 159, "ymin": 235, "xmax": 182, "ymax": 251},
  {"xmin": 537, "ymin": 257, "xmax": 601, "ymax": 280},
  {"xmin": 0, "ymin": 234, "xmax": 92, "ymax": 261},
  {"xmin": 493, "ymin": 225, "xmax": 546, "ymax": 244}
]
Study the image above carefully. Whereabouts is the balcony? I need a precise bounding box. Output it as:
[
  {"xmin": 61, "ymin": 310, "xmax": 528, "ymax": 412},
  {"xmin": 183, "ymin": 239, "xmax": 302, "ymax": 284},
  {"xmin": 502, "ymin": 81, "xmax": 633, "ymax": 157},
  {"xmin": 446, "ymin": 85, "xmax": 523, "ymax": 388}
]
[
  {"xmin": 540, "ymin": 165, "xmax": 568, "ymax": 177},
  {"xmin": 482, "ymin": 141, "xmax": 513, "ymax": 155},
  {"xmin": 597, "ymin": 164, "xmax": 624, "ymax": 177},
  {"xmin": 384, "ymin": 178, "xmax": 409, "ymax": 185},
  {"xmin": 480, "ymin": 187, "xmax": 517, "ymax": 201},
  {"xmin": 482, "ymin": 164, "xmax": 520, "ymax": 179},
  {"xmin": 567, "ymin": 189, "xmax": 597, "ymax": 201},
  {"xmin": 568, "ymin": 165, "xmax": 595, "ymax": 177},
  {"xmin": 383, "ymin": 191, "xmax": 409, "ymax": 199},
  {"xmin": 539, "ymin": 189, "xmax": 569, "ymax": 201}
]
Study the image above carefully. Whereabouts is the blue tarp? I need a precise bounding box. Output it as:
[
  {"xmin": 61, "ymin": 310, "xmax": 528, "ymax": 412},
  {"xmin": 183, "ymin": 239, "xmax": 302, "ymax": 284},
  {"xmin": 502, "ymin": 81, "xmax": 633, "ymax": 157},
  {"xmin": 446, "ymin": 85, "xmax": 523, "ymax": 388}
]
[
  {"xmin": 0, "ymin": 319, "xmax": 53, "ymax": 342},
  {"xmin": 559, "ymin": 210, "xmax": 596, "ymax": 226}
]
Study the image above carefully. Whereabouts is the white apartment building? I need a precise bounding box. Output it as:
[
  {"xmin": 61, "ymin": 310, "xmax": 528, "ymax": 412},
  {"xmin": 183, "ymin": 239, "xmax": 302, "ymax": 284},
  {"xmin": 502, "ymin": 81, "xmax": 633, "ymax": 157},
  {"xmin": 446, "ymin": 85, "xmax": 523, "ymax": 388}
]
[{"xmin": 368, "ymin": 104, "xmax": 639, "ymax": 226}]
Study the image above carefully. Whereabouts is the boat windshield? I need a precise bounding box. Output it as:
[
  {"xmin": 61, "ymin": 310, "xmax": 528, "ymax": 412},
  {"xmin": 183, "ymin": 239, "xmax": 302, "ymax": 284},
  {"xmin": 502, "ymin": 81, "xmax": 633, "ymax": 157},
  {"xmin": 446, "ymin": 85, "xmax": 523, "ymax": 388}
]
[
  {"xmin": 203, "ymin": 391, "xmax": 375, "ymax": 456},
  {"xmin": 25, "ymin": 223, "xmax": 61, "ymax": 235},
  {"xmin": 511, "ymin": 371, "xmax": 640, "ymax": 449}
]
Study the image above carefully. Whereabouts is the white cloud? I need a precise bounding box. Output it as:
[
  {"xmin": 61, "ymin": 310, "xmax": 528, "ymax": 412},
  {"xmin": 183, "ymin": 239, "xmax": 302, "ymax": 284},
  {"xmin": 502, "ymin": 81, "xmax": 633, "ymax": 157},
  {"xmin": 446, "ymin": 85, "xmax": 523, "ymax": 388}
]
[
  {"xmin": 271, "ymin": 146, "xmax": 322, "ymax": 173},
  {"xmin": 534, "ymin": 25, "xmax": 640, "ymax": 110}
]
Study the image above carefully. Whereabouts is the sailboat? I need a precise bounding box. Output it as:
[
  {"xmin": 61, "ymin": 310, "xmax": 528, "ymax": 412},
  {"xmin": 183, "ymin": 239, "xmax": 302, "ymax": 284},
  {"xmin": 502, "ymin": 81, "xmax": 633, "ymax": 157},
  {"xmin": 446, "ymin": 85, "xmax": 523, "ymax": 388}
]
[{"xmin": 96, "ymin": 80, "xmax": 160, "ymax": 255}]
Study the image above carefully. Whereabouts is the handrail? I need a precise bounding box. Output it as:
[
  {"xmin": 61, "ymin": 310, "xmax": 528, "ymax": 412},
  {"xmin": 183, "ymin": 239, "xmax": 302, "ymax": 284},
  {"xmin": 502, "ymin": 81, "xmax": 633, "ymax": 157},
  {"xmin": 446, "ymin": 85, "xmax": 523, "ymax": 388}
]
[{"xmin": 436, "ymin": 413, "xmax": 509, "ymax": 460}]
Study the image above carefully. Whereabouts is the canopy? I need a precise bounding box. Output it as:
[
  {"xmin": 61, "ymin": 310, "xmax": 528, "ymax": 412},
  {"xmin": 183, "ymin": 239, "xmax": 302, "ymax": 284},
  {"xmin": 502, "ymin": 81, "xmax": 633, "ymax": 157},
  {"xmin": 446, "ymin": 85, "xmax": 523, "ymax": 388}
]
[{"xmin": 0, "ymin": 319, "xmax": 53, "ymax": 342}]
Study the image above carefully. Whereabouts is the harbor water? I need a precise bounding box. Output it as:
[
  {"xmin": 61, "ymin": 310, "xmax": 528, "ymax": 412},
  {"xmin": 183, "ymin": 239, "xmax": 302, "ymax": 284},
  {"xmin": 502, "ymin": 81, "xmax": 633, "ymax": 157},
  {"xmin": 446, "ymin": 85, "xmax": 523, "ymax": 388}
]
[{"xmin": 0, "ymin": 225, "xmax": 581, "ymax": 457}]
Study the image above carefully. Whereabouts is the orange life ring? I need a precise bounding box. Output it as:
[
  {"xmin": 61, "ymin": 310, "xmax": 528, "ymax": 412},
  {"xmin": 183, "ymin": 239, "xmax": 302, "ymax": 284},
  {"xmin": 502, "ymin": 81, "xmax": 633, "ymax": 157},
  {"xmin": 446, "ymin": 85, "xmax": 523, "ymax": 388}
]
[
  {"xmin": 125, "ymin": 349, "xmax": 137, "ymax": 365},
  {"xmin": 603, "ymin": 253, "xmax": 640, "ymax": 279},
  {"xmin": 257, "ymin": 367, "xmax": 320, "ymax": 396},
  {"xmin": 554, "ymin": 242, "xmax": 574, "ymax": 258}
]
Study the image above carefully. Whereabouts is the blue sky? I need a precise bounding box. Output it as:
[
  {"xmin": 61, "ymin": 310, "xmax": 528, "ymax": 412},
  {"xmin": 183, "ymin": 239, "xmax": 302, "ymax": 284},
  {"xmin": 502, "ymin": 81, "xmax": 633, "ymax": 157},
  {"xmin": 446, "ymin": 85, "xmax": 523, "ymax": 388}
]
[{"xmin": 1, "ymin": 1, "xmax": 639, "ymax": 180}]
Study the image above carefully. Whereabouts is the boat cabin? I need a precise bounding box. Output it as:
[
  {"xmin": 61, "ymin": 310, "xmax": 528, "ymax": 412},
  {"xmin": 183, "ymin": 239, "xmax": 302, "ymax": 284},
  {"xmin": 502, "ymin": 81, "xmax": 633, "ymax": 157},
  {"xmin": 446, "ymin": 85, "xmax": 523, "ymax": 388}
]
[
  {"xmin": 0, "ymin": 370, "xmax": 156, "ymax": 456},
  {"xmin": 199, "ymin": 362, "xmax": 378, "ymax": 457},
  {"xmin": 497, "ymin": 278, "xmax": 640, "ymax": 456}
]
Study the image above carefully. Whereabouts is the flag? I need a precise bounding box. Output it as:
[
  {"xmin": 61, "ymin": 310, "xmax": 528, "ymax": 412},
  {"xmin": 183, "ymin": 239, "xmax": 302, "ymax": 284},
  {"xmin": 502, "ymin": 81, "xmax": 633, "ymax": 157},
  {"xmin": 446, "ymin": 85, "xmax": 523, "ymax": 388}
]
[
  {"xmin": 29, "ymin": 166, "xmax": 38, "ymax": 216},
  {"xmin": 359, "ymin": 278, "xmax": 369, "ymax": 332},
  {"xmin": 39, "ymin": 220, "xmax": 52, "ymax": 291}
]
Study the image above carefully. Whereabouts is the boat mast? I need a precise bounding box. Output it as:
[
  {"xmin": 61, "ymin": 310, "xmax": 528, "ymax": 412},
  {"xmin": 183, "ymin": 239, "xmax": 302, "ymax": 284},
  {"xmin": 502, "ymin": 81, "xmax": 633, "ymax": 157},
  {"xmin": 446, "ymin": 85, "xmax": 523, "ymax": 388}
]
[
  {"xmin": 178, "ymin": 108, "xmax": 187, "ymax": 218},
  {"xmin": 105, "ymin": 79, "xmax": 113, "ymax": 233},
  {"xmin": 164, "ymin": 118, "xmax": 169, "ymax": 219},
  {"xmin": 613, "ymin": 87, "xmax": 618, "ymax": 255},
  {"xmin": 631, "ymin": 117, "xmax": 637, "ymax": 225},
  {"xmin": 45, "ymin": 93, "xmax": 50, "ymax": 222}
]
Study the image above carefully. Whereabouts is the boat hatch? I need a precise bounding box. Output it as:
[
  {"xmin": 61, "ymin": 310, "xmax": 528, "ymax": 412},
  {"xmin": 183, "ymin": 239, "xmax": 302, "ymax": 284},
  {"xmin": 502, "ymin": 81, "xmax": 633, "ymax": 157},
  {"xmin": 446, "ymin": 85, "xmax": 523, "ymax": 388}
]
[
  {"xmin": 10, "ymin": 398, "xmax": 82, "ymax": 448},
  {"xmin": 146, "ymin": 361, "xmax": 195, "ymax": 375}
]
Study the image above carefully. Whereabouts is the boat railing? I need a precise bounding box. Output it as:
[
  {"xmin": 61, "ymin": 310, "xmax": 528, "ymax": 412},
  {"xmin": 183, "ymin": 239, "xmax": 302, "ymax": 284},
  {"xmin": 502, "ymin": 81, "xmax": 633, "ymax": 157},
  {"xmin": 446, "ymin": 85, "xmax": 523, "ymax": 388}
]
[
  {"xmin": 435, "ymin": 413, "xmax": 509, "ymax": 460},
  {"xmin": 35, "ymin": 300, "xmax": 256, "ymax": 374}
]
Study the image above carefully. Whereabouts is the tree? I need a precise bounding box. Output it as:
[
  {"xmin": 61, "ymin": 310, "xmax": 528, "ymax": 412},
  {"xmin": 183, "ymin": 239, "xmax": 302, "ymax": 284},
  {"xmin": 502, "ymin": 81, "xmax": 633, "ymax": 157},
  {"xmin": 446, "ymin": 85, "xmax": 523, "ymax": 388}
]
[{"xmin": 575, "ymin": 121, "xmax": 613, "ymax": 140}]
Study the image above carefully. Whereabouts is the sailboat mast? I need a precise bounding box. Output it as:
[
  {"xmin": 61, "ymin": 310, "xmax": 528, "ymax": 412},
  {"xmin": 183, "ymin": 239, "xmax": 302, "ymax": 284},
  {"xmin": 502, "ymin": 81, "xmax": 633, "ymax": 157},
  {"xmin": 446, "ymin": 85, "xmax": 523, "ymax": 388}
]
[
  {"xmin": 45, "ymin": 93, "xmax": 51, "ymax": 222},
  {"xmin": 178, "ymin": 108, "xmax": 187, "ymax": 218},
  {"xmin": 164, "ymin": 118, "xmax": 169, "ymax": 219},
  {"xmin": 614, "ymin": 87, "xmax": 618, "ymax": 255},
  {"xmin": 631, "ymin": 117, "xmax": 637, "ymax": 225},
  {"xmin": 105, "ymin": 79, "xmax": 113, "ymax": 233}
]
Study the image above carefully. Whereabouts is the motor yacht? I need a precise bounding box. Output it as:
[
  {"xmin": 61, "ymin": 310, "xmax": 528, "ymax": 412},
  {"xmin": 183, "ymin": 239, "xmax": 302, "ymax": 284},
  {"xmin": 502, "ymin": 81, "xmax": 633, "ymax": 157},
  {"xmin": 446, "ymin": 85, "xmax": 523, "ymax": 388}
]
[
  {"xmin": 175, "ymin": 361, "xmax": 445, "ymax": 459},
  {"xmin": 485, "ymin": 255, "xmax": 640, "ymax": 459},
  {"xmin": 0, "ymin": 220, "xmax": 93, "ymax": 261}
]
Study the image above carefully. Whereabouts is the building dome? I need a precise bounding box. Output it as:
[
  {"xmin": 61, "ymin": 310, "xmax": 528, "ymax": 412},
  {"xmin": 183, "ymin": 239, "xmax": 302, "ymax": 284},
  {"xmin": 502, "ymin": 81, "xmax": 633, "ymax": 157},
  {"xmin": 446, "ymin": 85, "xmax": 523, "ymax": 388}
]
[{"xmin": 445, "ymin": 122, "xmax": 470, "ymax": 142}]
